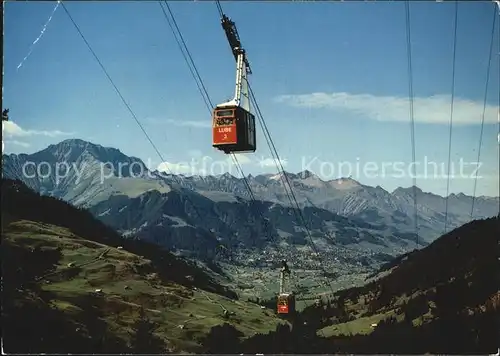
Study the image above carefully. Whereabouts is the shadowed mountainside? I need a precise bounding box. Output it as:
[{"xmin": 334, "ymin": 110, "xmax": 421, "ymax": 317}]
[
  {"xmin": 202, "ymin": 216, "xmax": 500, "ymax": 353},
  {"xmin": 1, "ymin": 178, "xmax": 285, "ymax": 353}
]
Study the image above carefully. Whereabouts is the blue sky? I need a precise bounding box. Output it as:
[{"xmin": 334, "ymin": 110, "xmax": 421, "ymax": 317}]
[{"xmin": 3, "ymin": 1, "xmax": 499, "ymax": 197}]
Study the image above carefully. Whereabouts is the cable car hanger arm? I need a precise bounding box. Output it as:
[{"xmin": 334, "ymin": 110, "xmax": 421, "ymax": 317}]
[
  {"xmin": 279, "ymin": 260, "xmax": 291, "ymax": 295},
  {"xmin": 217, "ymin": 14, "xmax": 251, "ymax": 112},
  {"xmin": 221, "ymin": 14, "xmax": 252, "ymax": 74}
]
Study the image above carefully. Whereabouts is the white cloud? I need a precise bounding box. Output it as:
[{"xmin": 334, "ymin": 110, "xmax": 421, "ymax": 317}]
[
  {"xmin": 229, "ymin": 153, "xmax": 252, "ymax": 165},
  {"xmin": 256, "ymin": 156, "xmax": 288, "ymax": 168},
  {"xmin": 156, "ymin": 153, "xmax": 254, "ymax": 177},
  {"xmin": 5, "ymin": 140, "xmax": 31, "ymax": 148},
  {"xmin": 275, "ymin": 92, "xmax": 499, "ymax": 125},
  {"xmin": 2, "ymin": 120, "xmax": 74, "ymax": 137}
]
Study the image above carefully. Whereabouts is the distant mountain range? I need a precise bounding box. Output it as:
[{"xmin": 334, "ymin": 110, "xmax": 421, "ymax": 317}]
[{"xmin": 3, "ymin": 139, "xmax": 498, "ymax": 272}]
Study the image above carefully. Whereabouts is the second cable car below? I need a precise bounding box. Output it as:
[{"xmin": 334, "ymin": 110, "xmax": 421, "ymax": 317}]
[
  {"xmin": 276, "ymin": 260, "xmax": 296, "ymax": 316},
  {"xmin": 212, "ymin": 15, "xmax": 256, "ymax": 154}
]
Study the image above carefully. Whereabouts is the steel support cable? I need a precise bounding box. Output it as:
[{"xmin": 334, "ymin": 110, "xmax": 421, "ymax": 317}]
[
  {"xmin": 471, "ymin": 7, "xmax": 497, "ymax": 219},
  {"xmin": 215, "ymin": 0, "xmax": 224, "ymax": 18},
  {"xmin": 249, "ymin": 82, "xmax": 348, "ymax": 340},
  {"xmin": 158, "ymin": 2, "xmax": 263, "ymax": 308},
  {"xmin": 64, "ymin": 2, "xmax": 233, "ymax": 314},
  {"xmin": 60, "ymin": 2, "xmax": 217, "ymax": 256},
  {"xmin": 210, "ymin": 1, "xmax": 300, "ymax": 228},
  {"xmin": 159, "ymin": 1, "xmax": 213, "ymax": 111},
  {"xmin": 248, "ymin": 85, "xmax": 340, "ymax": 296},
  {"xmin": 237, "ymin": 28, "xmax": 364, "ymax": 338},
  {"xmin": 164, "ymin": 0, "xmax": 349, "ymax": 336},
  {"xmin": 158, "ymin": 2, "xmax": 278, "ymax": 252},
  {"xmin": 245, "ymin": 81, "xmax": 298, "ymax": 211},
  {"xmin": 61, "ymin": 0, "xmax": 231, "ymax": 316},
  {"xmin": 210, "ymin": 0, "xmax": 331, "ymax": 326},
  {"xmin": 62, "ymin": 3, "xmax": 165, "ymax": 169},
  {"xmin": 240, "ymin": 41, "xmax": 367, "ymax": 295},
  {"xmin": 159, "ymin": 1, "xmax": 291, "ymax": 244},
  {"xmin": 443, "ymin": 1, "xmax": 459, "ymax": 235},
  {"xmin": 248, "ymin": 86, "xmax": 370, "ymax": 295},
  {"xmin": 404, "ymin": 1, "xmax": 420, "ymax": 249},
  {"xmin": 243, "ymin": 89, "xmax": 382, "ymax": 261},
  {"xmin": 159, "ymin": 1, "xmax": 259, "ymax": 213},
  {"xmin": 160, "ymin": 1, "xmax": 312, "ymax": 313},
  {"xmin": 229, "ymin": 155, "xmax": 311, "ymax": 311},
  {"xmin": 159, "ymin": 2, "xmax": 279, "ymax": 251},
  {"xmin": 249, "ymin": 86, "xmax": 303, "ymax": 223}
]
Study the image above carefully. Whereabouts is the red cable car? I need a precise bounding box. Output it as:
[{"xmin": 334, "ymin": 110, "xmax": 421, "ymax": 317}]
[
  {"xmin": 212, "ymin": 15, "xmax": 256, "ymax": 154},
  {"xmin": 277, "ymin": 293, "xmax": 296, "ymax": 315},
  {"xmin": 212, "ymin": 105, "xmax": 256, "ymax": 154},
  {"xmin": 276, "ymin": 260, "xmax": 296, "ymax": 315}
]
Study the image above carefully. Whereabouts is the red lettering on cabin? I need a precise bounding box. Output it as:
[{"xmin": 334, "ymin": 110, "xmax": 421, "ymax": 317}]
[
  {"xmin": 213, "ymin": 124, "xmax": 237, "ymax": 145},
  {"xmin": 278, "ymin": 305, "xmax": 289, "ymax": 313},
  {"xmin": 218, "ymin": 127, "xmax": 232, "ymax": 133}
]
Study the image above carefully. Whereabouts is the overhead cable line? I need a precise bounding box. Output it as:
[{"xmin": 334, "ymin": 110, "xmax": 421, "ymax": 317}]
[
  {"xmin": 210, "ymin": 0, "xmax": 348, "ymax": 314},
  {"xmin": 60, "ymin": 2, "xmax": 222, "ymax": 276},
  {"xmin": 206, "ymin": 4, "xmax": 372, "ymax": 326},
  {"xmin": 471, "ymin": 6, "xmax": 497, "ymax": 219},
  {"xmin": 443, "ymin": 1, "xmax": 459, "ymax": 235},
  {"xmin": 61, "ymin": 3, "xmax": 165, "ymax": 168},
  {"xmin": 246, "ymin": 55, "xmax": 351, "ymax": 340},
  {"xmin": 404, "ymin": 1, "xmax": 420, "ymax": 250},
  {"xmin": 160, "ymin": 0, "xmax": 334, "ymax": 328},
  {"xmin": 158, "ymin": 1, "xmax": 269, "ymax": 230},
  {"xmin": 158, "ymin": 0, "xmax": 305, "ymax": 308},
  {"xmin": 63, "ymin": 2, "xmax": 234, "ymax": 314},
  {"xmin": 248, "ymin": 84, "xmax": 338, "ymax": 287},
  {"xmin": 159, "ymin": 1, "xmax": 213, "ymax": 112},
  {"xmin": 213, "ymin": 0, "xmax": 338, "ymax": 293}
]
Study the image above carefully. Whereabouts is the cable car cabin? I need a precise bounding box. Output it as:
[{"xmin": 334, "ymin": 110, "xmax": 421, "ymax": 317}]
[
  {"xmin": 277, "ymin": 293, "xmax": 296, "ymax": 315},
  {"xmin": 212, "ymin": 105, "xmax": 256, "ymax": 154}
]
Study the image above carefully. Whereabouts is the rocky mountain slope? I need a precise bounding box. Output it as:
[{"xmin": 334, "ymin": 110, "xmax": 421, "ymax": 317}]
[
  {"xmin": 3, "ymin": 139, "xmax": 498, "ymax": 288},
  {"xmin": 174, "ymin": 171, "xmax": 498, "ymax": 242}
]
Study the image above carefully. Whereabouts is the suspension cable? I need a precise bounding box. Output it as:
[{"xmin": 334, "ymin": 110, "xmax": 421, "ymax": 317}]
[
  {"xmin": 159, "ymin": 1, "xmax": 213, "ymax": 111},
  {"xmin": 404, "ymin": 1, "xmax": 420, "ymax": 250},
  {"xmin": 249, "ymin": 78, "xmax": 350, "ymax": 337},
  {"xmin": 443, "ymin": 1, "xmax": 459, "ymax": 234},
  {"xmin": 471, "ymin": 6, "xmax": 497, "ymax": 219},
  {"xmin": 159, "ymin": 1, "xmax": 310, "ymax": 310},
  {"xmin": 60, "ymin": 2, "xmax": 221, "ymax": 279},
  {"xmin": 211, "ymin": 3, "xmax": 364, "ymax": 326}
]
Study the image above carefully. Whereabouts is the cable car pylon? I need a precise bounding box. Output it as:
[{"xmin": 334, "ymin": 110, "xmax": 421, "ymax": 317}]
[{"xmin": 212, "ymin": 12, "xmax": 256, "ymax": 154}]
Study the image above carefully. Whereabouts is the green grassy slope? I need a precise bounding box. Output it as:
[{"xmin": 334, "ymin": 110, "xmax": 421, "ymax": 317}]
[
  {"xmin": 308, "ymin": 216, "xmax": 499, "ymax": 354},
  {"xmin": 2, "ymin": 179, "xmax": 285, "ymax": 353},
  {"xmin": 319, "ymin": 215, "xmax": 499, "ymax": 337}
]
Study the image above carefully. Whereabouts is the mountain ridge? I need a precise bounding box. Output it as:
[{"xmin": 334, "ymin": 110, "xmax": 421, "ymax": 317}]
[
  {"xmin": 8, "ymin": 138, "xmax": 497, "ymax": 199},
  {"xmin": 3, "ymin": 139, "xmax": 498, "ymax": 289}
]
